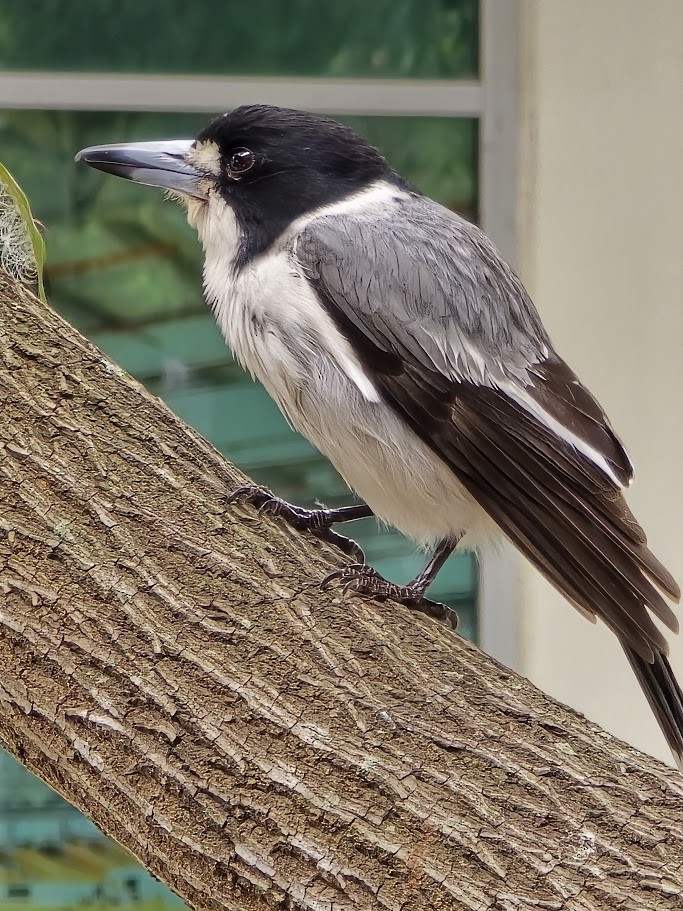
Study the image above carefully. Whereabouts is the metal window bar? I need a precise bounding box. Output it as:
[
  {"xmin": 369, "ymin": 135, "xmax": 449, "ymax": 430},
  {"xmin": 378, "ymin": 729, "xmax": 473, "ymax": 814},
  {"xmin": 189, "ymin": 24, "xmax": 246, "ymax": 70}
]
[{"xmin": 0, "ymin": 72, "xmax": 482, "ymax": 116}]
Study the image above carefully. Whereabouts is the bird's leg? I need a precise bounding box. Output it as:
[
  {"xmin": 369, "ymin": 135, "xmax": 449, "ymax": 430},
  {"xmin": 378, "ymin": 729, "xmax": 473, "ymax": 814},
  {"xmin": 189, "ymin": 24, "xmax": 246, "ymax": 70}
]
[
  {"xmin": 228, "ymin": 484, "xmax": 372, "ymax": 562},
  {"xmin": 322, "ymin": 537, "xmax": 460, "ymax": 628}
]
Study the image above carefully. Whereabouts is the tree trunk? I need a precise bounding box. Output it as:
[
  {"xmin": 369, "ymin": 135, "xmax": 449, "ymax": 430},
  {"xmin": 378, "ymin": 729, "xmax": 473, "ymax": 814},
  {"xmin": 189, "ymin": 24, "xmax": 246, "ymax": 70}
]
[{"xmin": 0, "ymin": 269, "xmax": 681, "ymax": 911}]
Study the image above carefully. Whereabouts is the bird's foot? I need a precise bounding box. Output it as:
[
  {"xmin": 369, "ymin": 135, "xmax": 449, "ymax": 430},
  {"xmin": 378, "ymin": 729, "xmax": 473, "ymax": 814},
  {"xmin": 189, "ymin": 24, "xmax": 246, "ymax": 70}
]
[
  {"xmin": 322, "ymin": 563, "xmax": 458, "ymax": 628},
  {"xmin": 228, "ymin": 485, "xmax": 365, "ymax": 562}
]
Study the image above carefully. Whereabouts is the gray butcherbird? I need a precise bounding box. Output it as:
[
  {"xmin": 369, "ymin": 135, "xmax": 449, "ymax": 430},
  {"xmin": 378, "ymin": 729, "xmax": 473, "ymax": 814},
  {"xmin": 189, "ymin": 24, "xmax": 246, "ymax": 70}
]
[{"xmin": 77, "ymin": 104, "xmax": 683, "ymax": 767}]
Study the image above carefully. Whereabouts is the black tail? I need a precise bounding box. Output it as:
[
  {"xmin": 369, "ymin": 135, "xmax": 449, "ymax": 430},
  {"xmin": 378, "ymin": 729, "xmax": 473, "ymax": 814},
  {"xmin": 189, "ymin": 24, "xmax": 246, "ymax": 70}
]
[{"xmin": 622, "ymin": 644, "xmax": 683, "ymax": 770}]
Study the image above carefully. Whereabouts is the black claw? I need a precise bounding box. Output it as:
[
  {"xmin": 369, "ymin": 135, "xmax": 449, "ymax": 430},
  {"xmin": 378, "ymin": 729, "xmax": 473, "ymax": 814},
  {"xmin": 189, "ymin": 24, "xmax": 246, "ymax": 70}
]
[
  {"xmin": 228, "ymin": 485, "xmax": 365, "ymax": 563},
  {"xmin": 227, "ymin": 484, "xmax": 276, "ymax": 509},
  {"xmin": 320, "ymin": 529, "xmax": 365, "ymax": 563},
  {"xmin": 321, "ymin": 563, "xmax": 370, "ymax": 591},
  {"xmin": 322, "ymin": 564, "xmax": 458, "ymax": 629},
  {"xmin": 228, "ymin": 485, "xmax": 310, "ymax": 524}
]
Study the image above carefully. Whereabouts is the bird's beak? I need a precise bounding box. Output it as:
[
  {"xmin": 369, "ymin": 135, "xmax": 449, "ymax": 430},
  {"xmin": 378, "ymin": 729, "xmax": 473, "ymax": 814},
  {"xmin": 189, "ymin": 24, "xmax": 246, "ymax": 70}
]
[{"xmin": 75, "ymin": 139, "xmax": 207, "ymax": 199}]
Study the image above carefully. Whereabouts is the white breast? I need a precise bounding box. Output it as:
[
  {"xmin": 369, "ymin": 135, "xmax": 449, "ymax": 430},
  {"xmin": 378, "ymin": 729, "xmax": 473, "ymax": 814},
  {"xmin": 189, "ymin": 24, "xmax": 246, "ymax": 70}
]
[
  {"xmin": 198, "ymin": 192, "xmax": 382, "ymax": 409},
  {"xmin": 193, "ymin": 187, "xmax": 498, "ymax": 551}
]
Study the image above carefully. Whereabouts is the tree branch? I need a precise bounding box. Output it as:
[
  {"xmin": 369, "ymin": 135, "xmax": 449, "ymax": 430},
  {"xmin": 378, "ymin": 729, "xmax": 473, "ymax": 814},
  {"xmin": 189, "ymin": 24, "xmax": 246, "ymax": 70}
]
[{"xmin": 0, "ymin": 269, "xmax": 681, "ymax": 911}]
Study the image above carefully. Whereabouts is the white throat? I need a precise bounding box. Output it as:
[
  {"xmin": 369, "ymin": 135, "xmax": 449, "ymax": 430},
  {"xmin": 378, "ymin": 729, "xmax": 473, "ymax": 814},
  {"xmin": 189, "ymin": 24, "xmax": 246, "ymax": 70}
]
[{"xmin": 190, "ymin": 182, "xmax": 405, "ymax": 407}]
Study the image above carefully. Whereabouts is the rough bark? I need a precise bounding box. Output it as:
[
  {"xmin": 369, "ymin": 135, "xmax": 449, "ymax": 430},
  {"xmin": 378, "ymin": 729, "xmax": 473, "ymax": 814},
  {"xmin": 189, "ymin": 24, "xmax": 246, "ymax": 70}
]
[{"xmin": 0, "ymin": 269, "xmax": 681, "ymax": 911}]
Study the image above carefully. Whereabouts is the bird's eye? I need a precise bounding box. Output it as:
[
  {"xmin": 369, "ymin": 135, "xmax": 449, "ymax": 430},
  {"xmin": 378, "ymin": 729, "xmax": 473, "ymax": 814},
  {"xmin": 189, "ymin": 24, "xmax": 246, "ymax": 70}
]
[{"xmin": 227, "ymin": 148, "xmax": 256, "ymax": 177}]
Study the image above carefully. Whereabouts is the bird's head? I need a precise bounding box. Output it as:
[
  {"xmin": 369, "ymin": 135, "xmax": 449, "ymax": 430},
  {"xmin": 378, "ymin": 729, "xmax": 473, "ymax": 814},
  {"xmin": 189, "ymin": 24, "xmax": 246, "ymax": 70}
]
[{"xmin": 76, "ymin": 104, "xmax": 392, "ymax": 261}]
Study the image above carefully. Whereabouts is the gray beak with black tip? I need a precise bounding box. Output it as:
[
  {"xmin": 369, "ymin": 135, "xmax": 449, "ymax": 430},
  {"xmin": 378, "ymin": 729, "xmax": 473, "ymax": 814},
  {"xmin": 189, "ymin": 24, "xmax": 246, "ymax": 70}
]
[{"xmin": 75, "ymin": 140, "xmax": 206, "ymax": 199}]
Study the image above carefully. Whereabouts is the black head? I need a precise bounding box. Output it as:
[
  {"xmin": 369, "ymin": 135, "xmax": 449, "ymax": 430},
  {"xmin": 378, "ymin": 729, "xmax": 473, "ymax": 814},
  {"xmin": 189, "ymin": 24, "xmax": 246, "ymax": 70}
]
[
  {"xmin": 201, "ymin": 106, "xmax": 389, "ymax": 199},
  {"xmin": 76, "ymin": 105, "xmax": 396, "ymax": 262},
  {"xmin": 193, "ymin": 105, "xmax": 393, "ymax": 258}
]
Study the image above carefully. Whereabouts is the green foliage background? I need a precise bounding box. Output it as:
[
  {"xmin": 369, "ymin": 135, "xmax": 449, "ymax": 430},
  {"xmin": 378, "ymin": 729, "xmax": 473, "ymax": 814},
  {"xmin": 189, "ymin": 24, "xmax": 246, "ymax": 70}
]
[
  {"xmin": 0, "ymin": 0, "xmax": 477, "ymax": 78},
  {"xmin": 0, "ymin": 0, "xmax": 478, "ymax": 328}
]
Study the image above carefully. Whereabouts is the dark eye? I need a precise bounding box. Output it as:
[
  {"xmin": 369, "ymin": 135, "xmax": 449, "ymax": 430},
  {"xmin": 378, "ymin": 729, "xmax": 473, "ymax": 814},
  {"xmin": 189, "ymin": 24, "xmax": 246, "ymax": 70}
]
[{"xmin": 227, "ymin": 147, "xmax": 256, "ymax": 177}]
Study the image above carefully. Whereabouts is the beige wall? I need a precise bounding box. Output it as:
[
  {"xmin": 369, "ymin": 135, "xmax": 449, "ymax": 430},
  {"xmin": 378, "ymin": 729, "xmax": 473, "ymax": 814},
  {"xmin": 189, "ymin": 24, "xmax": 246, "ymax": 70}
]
[{"xmin": 516, "ymin": 0, "xmax": 683, "ymax": 765}]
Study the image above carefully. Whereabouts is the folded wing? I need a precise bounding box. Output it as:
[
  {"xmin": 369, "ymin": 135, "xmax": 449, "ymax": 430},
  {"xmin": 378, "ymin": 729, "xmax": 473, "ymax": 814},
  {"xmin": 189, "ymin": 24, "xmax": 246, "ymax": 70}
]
[{"xmin": 295, "ymin": 194, "xmax": 680, "ymax": 658}]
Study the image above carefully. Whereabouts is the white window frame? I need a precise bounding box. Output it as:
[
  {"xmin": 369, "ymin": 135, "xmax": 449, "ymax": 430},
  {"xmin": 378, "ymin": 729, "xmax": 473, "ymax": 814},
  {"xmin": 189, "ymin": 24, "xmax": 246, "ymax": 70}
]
[
  {"xmin": 0, "ymin": 0, "xmax": 521, "ymax": 668},
  {"xmin": 477, "ymin": 0, "xmax": 520, "ymax": 669}
]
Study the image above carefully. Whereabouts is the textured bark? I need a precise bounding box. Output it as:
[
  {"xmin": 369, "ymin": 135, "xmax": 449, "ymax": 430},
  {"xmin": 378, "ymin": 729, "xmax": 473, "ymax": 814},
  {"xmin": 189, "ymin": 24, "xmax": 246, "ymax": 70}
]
[{"xmin": 0, "ymin": 269, "xmax": 681, "ymax": 911}]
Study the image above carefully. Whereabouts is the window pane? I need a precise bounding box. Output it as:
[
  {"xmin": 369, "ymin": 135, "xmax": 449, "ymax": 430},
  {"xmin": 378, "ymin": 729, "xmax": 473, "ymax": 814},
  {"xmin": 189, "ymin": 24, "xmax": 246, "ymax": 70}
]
[{"xmin": 0, "ymin": 0, "xmax": 478, "ymax": 79}]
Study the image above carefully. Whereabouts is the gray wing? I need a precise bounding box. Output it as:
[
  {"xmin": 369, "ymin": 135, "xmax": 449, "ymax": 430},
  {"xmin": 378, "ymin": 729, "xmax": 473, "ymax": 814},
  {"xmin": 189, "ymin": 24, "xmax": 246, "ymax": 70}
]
[
  {"xmin": 300, "ymin": 194, "xmax": 554, "ymax": 387},
  {"xmin": 295, "ymin": 193, "xmax": 680, "ymax": 659},
  {"xmin": 297, "ymin": 193, "xmax": 683, "ymax": 765}
]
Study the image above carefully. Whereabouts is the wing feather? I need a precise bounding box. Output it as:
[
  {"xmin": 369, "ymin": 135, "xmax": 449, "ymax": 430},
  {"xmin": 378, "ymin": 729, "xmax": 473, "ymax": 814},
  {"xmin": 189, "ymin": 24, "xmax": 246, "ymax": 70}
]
[
  {"xmin": 295, "ymin": 194, "xmax": 683, "ymax": 768},
  {"xmin": 295, "ymin": 195, "xmax": 680, "ymax": 664}
]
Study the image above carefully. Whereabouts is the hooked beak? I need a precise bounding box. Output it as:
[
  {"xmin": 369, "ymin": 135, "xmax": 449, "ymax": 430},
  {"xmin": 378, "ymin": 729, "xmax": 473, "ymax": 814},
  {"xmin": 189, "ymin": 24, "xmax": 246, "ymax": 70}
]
[{"xmin": 75, "ymin": 139, "xmax": 207, "ymax": 199}]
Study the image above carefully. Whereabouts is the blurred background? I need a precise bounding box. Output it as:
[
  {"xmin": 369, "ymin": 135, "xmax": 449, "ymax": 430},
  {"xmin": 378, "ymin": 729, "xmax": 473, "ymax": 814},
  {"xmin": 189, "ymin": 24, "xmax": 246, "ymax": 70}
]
[{"xmin": 0, "ymin": 0, "xmax": 682, "ymax": 908}]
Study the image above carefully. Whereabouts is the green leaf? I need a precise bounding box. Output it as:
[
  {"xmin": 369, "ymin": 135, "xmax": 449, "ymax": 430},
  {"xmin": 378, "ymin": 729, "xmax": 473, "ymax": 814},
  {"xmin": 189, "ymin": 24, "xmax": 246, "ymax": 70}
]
[{"xmin": 0, "ymin": 160, "xmax": 47, "ymax": 303}]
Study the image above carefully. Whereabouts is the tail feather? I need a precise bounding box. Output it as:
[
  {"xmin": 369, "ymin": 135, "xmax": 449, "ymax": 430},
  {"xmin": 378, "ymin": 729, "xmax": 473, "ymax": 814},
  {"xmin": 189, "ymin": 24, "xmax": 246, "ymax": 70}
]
[{"xmin": 622, "ymin": 644, "xmax": 683, "ymax": 771}]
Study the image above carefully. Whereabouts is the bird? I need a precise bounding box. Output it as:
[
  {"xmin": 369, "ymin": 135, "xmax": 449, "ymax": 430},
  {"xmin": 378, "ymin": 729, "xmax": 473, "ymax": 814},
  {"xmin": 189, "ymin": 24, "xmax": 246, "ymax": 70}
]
[{"xmin": 76, "ymin": 104, "xmax": 683, "ymax": 768}]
